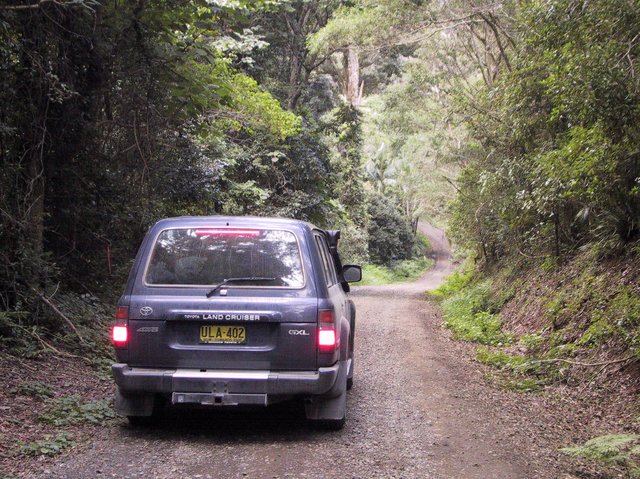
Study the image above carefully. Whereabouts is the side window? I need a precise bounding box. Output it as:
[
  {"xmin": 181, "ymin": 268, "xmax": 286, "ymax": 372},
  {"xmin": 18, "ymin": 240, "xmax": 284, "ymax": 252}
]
[{"xmin": 314, "ymin": 234, "xmax": 338, "ymax": 287}]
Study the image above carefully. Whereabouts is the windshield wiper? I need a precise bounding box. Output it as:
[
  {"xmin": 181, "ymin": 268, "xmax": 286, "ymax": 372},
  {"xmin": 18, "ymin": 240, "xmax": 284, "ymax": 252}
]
[{"xmin": 206, "ymin": 277, "xmax": 277, "ymax": 298}]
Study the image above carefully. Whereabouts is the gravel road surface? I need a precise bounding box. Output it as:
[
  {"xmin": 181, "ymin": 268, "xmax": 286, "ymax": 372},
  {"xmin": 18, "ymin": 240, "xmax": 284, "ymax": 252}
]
[{"xmin": 39, "ymin": 224, "xmax": 545, "ymax": 479}]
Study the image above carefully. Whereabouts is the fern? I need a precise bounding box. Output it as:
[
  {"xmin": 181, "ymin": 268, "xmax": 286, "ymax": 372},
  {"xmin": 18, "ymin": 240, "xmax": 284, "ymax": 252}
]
[{"xmin": 562, "ymin": 434, "xmax": 640, "ymax": 475}]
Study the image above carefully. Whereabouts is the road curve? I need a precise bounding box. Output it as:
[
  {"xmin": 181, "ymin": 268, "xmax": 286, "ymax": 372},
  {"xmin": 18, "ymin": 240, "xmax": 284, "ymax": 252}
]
[{"xmin": 39, "ymin": 224, "xmax": 541, "ymax": 479}]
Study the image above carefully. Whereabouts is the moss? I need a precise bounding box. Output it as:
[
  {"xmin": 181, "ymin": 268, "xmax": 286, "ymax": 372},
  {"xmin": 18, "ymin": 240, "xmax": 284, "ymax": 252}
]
[
  {"xmin": 579, "ymin": 317, "xmax": 616, "ymax": 347},
  {"xmin": 541, "ymin": 255, "xmax": 559, "ymax": 272},
  {"xmin": 520, "ymin": 333, "xmax": 545, "ymax": 352},
  {"xmin": 566, "ymin": 287, "xmax": 640, "ymax": 355}
]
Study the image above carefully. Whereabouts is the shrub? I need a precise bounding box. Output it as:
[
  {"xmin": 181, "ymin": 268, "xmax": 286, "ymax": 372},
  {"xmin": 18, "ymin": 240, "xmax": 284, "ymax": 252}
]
[
  {"xmin": 366, "ymin": 191, "xmax": 415, "ymax": 266},
  {"xmin": 39, "ymin": 395, "xmax": 116, "ymax": 426},
  {"xmin": 20, "ymin": 433, "xmax": 75, "ymax": 457}
]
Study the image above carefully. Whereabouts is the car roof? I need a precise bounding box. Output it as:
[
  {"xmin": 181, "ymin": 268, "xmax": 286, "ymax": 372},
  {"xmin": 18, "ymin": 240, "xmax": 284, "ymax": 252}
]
[{"xmin": 150, "ymin": 216, "xmax": 319, "ymax": 233}]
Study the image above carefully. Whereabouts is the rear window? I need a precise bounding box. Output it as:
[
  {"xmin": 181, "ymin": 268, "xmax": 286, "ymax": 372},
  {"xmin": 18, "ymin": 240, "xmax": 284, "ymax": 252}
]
[{"xmin": 144, "ymin": 228, "xmax": 304, "ymax": 288}]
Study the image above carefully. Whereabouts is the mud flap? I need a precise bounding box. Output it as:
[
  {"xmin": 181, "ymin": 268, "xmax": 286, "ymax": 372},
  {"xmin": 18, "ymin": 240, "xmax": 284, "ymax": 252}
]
[
  {"xmin": 305, "ymin": 359, "xmax": 347, "ymax": 422},
  {"xmin": 115, "ymin": 389, "xmax": 154, "ymax": 417}
]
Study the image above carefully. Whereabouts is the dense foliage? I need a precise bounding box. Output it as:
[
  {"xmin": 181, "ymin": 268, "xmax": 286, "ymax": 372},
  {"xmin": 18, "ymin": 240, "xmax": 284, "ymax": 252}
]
[
  {"xmin": 0, "ymin": 0, "xmax": 424, "ymax": 339},
  {"xmin": 449, "ymin": 0, "xmax": 640, "ymax": 261},
  {"xmin": 0, "ymin": 2, "xmax": 310, "ymax": 307},
  {"xmin": 366, "ymin": 191, "xmax": 415, "ymax": 265}
]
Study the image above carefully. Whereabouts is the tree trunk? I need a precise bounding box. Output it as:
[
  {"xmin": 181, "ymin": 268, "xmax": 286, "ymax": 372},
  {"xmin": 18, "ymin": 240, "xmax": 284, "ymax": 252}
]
[
  {"xmin": 287, "ymin": 50, "xmax": 304, "ymax": 110},
  {"xmin": 23, "ymin": 149, "xmax": 46, "ymax": 273},
  {"xmin": 343, "ymin": 45, "xmax": 362, "ymax": 108}
]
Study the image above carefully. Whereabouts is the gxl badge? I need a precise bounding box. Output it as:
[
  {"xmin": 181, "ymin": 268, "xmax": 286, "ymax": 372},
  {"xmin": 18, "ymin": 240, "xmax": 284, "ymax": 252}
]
[{"xmin": 288, "ymin": 329, "xmax": 310, "ymax": 336}]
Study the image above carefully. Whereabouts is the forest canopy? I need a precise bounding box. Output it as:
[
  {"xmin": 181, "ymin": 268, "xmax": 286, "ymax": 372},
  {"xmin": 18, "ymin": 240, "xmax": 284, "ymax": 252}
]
[
  {"xmin": 1, "ymin": 0, "xmax": 639, "ymax": 344},
  {"xmin": 0, "ymin": 0, "xmax": 417, "ymax": 329}
]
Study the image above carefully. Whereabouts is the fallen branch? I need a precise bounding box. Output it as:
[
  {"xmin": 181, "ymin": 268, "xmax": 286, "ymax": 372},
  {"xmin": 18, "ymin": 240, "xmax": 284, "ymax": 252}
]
[
  {"xmin": 11, "ymin": 322, "xmax": 88, "ymax": 362},
  {"xmin": 530, "ymin": 356, "xmax": 636, "ymax": 368},
  {"xmin": 30, "ymin": 286, "xmax": 87, "ymax": 344},
  {"xmin": 0, "ymin": 351, "xmax": 39, "ymax": 374}
]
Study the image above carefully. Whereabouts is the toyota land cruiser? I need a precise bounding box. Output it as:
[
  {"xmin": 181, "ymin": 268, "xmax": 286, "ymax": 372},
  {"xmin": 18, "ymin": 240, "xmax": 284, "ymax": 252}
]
[{"xmin": 111, "ymin": 216, "xmax": 361, "ymax": 429}]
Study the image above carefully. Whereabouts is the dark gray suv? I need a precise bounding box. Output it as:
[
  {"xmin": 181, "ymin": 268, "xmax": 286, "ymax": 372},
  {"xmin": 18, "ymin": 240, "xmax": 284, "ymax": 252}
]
[{"xmin": 111, "ymin": 216, "xmax": 361, "ymax": 429}]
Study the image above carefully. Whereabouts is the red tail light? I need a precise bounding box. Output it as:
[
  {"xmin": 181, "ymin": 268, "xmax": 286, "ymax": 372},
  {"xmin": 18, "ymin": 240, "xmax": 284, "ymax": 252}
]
[
  {"xmin": 318, "ymin": 309, "xmax": 337, "ymax": 352},
  {"xmin": 115, "ymin": 306, "xmax": 129, "ymax": 320},
  {"xmin": 112, "ymin": 325, "xmax": 128, "ymax": 345},
  {"xmin": 195, "ymin": 228, "xmax": 261, "ymax": 237},
  {"xmin": 113, "ymin": 306, "xmax": 129, "ymax": 347}
]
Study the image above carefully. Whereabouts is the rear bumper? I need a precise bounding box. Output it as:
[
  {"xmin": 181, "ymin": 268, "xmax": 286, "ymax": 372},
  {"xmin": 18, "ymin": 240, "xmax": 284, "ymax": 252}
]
[{"xmin": 112, "ymin": 363, "xmax": 340, "ymax": 405}]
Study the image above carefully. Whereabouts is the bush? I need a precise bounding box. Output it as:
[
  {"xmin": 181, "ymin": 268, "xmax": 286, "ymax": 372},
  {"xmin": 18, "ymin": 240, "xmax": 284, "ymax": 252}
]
[
  {"xmin": 433, "ymin": 272, "xmax": 511, "ymax": 345},
  {"xmin": 366, "ymin": 191, "xmax": 416, "ymax": 265}
]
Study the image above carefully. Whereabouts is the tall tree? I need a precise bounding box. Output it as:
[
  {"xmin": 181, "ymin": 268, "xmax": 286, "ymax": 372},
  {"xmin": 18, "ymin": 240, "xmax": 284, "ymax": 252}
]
[
  {"xmin": 0, "ymin": 0, "xmax": 300, "ymax": 311},
  {"xmin": 251, "ymin": 0, "xmax": 342, "ymax": 111}
]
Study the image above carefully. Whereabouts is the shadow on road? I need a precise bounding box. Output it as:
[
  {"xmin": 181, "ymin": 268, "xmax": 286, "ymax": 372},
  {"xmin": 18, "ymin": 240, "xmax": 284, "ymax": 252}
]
[{"xmin": 119, "ymin": 400, "xmax": 338, "ymax": 443}]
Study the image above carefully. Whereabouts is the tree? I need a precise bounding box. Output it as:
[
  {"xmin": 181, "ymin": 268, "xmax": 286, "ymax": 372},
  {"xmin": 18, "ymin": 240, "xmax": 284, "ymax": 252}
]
[
  {"xmin": 251, "ymin": 0, "xmax": 342, "ymax": 111},
  {"xmin": 0, "ymin": 0, "xmax": 301, "ymax": 314},
  {"xmin": 449, "ymin": 0, "xmax": 640, "ymax": 261}
]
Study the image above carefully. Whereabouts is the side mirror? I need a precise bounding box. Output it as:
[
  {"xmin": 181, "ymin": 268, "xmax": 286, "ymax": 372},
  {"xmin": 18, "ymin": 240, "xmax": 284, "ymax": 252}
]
[{"xmin": 342, "ymin": 265, "xmax": 362, "ymax": 283}]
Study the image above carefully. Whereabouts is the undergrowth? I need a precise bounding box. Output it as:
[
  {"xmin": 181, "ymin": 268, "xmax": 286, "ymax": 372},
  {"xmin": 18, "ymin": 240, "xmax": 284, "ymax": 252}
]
[
  {"xmin": 15, "ymin": 395, "xmax": 117, "ymax": 458},
  {"xmin": 19, "ymin": 432, "xmax": 75, "ymax": 457},
  {"xmin": 431, "ymin": 247, "xmax": 640, "ymax": 394},
  {"xmin": 360, "ymin": 257, "xmax": 433, "ymax": 286},
  {"xmin": 39, "ymin": 395, "xmax": 116, "ymax": 427},
  {"xmin": 562, "ymin": 434, "xmax": 640, "ymax": 478},
  {"xmin": 429, "ymin": 267, "xmax": 511, "ymax": 346},
  {"xmin": 0, "ymin": 292, "xmax": 115, "ymax": 369},
  {"xmin": 430, "ymin": 247, "xmax": 640, "ymax": 479},
  {"xmin": 10, "ymin": 381, "xmax": 54, "ymax": 399}
]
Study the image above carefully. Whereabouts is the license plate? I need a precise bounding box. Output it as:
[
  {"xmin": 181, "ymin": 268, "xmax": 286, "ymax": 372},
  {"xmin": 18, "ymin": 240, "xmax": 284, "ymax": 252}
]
[{"xmin": 199, "ymin": 325, "xmax": 246, "ymax": 344}]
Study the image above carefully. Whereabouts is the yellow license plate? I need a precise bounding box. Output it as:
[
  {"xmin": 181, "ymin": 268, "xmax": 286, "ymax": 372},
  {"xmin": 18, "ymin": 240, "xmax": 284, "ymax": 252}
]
[{"xmin": 199, "ymin": 325, "xmax": 247, "ymax": 344}]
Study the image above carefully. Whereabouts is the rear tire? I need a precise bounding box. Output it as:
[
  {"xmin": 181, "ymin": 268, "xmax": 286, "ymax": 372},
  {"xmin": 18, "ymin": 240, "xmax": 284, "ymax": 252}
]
[
  {"xmin": 313, "ymin": 416, "xmax": 346, "ymax": 431},
  {"xmin": 305, "ymin": 363, "xmax": 348, "ymax": 430},
  {"xmin": 125, "ymin": 395, "xmax": 166, "ymax": 428},
  {"xmin": 127, "ymin": 415, "xmax": 157, "ymax": 427},
  {"xmin": 347, "ymin": 301, "xmax": 356, "ymax": 391}
]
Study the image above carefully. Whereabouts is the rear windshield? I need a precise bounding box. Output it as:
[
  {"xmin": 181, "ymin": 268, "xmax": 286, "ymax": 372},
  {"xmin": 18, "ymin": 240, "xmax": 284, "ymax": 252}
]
[{"xmin": 144, "ymin": 228, "xmax": 304, "ymax": 288}]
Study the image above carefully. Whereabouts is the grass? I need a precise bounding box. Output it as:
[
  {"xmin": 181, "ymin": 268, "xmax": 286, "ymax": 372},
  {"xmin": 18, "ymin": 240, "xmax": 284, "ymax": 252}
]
[
  {"xmin": 359, "ymin": 257, "xmax": 433, "ymax": 286},
  {"xmin": 431, "ymin": 268, "xmax": 510, "ymax": 345}
]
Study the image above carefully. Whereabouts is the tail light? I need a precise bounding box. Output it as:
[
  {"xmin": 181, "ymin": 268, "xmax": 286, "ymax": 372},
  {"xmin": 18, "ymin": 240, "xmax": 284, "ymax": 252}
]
[
  {"xmin": 113, "ymin": 306, "xmax": 129, "ymax": 347},
  {"xmin": 318, "ymin": 309, "xmax": 337, "ymax": 352},
  {"xmin": 195, "ymin": 228, "xmax": 261, "ymax": 237},
  {"xmin": 112, "ymin": 325, "xmax": 128, "ymax": 345},
  {"xmin": 115, "ymin": 306, "xmax": 129, "ymax": 320}
]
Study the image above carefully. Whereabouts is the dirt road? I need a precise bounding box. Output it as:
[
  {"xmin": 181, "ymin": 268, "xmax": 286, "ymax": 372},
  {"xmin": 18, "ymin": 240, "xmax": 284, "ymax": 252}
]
[{"xmin": 40, "ymin": 224, "xmax": 551, "ymax": 479}]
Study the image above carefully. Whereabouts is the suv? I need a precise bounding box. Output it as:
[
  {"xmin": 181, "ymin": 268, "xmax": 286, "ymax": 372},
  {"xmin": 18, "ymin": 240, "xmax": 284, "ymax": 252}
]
[{"xmin": 111, "ymin": 216, "xmax": 361, "ymax": 429}]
